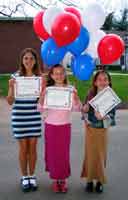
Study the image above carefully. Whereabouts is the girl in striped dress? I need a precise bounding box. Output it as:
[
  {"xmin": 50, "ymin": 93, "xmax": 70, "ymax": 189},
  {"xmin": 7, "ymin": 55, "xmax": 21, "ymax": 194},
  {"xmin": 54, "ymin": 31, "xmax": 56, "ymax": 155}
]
[{"xmin": 6, "ymin": 48, "xmax": 45, "ymax": 192}]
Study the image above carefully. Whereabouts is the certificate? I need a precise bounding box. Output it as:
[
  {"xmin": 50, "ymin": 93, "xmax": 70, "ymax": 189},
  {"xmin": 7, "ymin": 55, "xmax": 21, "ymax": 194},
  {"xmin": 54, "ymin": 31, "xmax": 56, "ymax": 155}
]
[
  {"xmin": 89, "ymin": 86, "xmax": 121, "ymax": 117},
  {"xmin": 44, "ymin": 86, "xmax": 73, "ymax": 110},
  {"xmin": 15, "ymin": 77, "xmax": 42, "ymax": 98}
]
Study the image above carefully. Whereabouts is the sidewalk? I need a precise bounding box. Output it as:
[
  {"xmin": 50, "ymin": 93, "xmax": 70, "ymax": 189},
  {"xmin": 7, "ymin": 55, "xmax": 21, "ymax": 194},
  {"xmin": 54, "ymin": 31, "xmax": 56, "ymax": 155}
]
[{"xmin": 0, "ymin": 98, "xmax": 128, "ymax": 200}]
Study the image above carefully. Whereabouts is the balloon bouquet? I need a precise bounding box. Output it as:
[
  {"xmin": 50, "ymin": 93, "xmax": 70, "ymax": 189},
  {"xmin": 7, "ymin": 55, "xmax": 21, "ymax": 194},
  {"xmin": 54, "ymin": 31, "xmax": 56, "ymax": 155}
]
[{"xmin": 33, "ymin": 2, "xmax": 125, "ymax": 81}]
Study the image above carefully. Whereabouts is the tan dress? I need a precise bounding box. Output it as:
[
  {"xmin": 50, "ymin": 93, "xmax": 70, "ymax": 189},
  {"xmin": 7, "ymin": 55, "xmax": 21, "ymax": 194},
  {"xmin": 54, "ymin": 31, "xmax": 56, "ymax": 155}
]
[{"xmin": 81, "ymin": 124, "xmax": 108, "ymax": 184}]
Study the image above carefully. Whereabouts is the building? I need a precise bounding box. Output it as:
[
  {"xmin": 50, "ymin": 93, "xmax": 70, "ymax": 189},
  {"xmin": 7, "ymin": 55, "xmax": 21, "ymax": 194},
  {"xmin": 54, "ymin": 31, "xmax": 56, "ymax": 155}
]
[
  {"xmin": 124, "ymin": 33, "xmax": 128, "ymax": 70},
  {"xmin": 0, "ymin": 17, "xmax": 43, "ymax": 74},
  {"xmin": 0, "ymin": 17, "xmax": 128, "ymax": 73}
]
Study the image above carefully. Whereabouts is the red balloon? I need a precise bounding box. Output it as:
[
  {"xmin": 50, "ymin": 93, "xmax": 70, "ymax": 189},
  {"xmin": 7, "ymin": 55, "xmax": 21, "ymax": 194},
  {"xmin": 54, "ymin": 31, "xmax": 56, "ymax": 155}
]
[
  {"xmin": 33, "ymin": 11, "xmax": 50, "ymax": 40},
  {"xmin": 51, "ymin": 12, "xmax": 81, "ymax": 47},
  {"xmin": 98, "ymin": 34, "xmax": 125, "ymax": 64},
  {"xmin": 65, "ymin": 6, "xmax": 82, "ymax": 24}
]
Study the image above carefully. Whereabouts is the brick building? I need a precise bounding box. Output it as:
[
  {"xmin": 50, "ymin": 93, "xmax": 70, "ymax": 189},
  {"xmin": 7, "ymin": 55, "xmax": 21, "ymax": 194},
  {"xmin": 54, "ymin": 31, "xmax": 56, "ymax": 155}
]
[{"xmin": 0, "ymin": 17, "xmax": 43, "ymax": 74}]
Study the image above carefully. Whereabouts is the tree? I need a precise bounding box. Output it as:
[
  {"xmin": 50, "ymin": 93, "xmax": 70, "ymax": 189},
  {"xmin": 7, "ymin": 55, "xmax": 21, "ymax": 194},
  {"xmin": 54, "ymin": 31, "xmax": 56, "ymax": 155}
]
[
  {"xmin": 0, "ymin": 3, "xmax": 26, "ymax": 17},
  {"xmin": 102, "ymin": 12, "xmax": 115, "ymax": 30},
  {"xmin": 103, "ymin": 8, "xmax": 128, "ymax": 31},
  {"xmin": 112, "ymin": 9, "xmax": 128, "ymax": 31},
  {"xmin": 0, "ymin": 0, "xmax": 76, "ymax": 17}
]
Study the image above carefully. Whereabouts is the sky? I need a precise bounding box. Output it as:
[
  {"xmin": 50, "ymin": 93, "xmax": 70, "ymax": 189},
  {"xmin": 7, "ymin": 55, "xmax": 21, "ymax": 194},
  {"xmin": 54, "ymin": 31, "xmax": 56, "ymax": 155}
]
[{"xmin": 0, "ymin": 0, "xmax": 128, "ymax": 17}]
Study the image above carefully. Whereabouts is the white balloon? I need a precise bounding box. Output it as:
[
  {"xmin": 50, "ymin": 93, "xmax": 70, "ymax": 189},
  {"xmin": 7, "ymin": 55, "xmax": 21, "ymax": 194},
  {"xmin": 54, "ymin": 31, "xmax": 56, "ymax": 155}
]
[
  {"xmin": 61, "ymin": 52, "xmax": 73, "ymax": 68},
  {"xmin": 82, "ymin": 2, "xmax": 106, "ymax": 32},
  {"xmin": 43, "ymin": 6, "xmax": 64, "ymax": 35},
  {"xmin": 85, "ymin": 30, "xmax": 106, "ymax": 58}
]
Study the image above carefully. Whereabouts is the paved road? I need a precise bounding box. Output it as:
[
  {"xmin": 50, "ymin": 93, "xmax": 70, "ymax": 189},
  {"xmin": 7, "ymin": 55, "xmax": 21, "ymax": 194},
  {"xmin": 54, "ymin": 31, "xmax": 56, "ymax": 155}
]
[{"xmin": 0, "ymin": 98, "xmax": 128, "ymax": 200}]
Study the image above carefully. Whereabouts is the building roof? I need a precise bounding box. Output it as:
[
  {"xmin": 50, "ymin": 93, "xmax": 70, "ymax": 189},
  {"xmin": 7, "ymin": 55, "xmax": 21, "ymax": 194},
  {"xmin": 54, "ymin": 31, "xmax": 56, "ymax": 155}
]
[{"xmin": 0, "ymin": 17, "xmax": 33, "ymax": 22}]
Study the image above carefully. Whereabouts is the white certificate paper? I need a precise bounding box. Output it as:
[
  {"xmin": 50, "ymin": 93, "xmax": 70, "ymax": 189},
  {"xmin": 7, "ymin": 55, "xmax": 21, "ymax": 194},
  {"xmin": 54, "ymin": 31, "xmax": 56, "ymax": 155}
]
[
  {"xmin": 15, "ymin": 77, "xmax": 42, "ymax": 98},
  {"xmin": 44, "ymin": 86, "xmax": 73, "ymax": 110},
  {"xmin": 89, "ymin": 86, "xmax": 121, "ymax": 117}
]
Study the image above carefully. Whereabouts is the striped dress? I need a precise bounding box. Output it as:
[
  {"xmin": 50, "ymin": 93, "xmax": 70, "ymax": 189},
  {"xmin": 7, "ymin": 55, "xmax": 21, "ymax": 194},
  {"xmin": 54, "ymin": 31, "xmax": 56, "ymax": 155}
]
[{"xmin": 11, "ymin": 73, "xmax": 42, "ymax": 139}]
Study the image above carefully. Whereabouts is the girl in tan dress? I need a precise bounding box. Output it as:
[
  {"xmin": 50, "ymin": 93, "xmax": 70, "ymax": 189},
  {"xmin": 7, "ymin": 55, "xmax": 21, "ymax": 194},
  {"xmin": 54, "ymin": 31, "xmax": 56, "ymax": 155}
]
[{"xmin": 81, "ymin": 70, "xmax": 116, "ymax": 193}]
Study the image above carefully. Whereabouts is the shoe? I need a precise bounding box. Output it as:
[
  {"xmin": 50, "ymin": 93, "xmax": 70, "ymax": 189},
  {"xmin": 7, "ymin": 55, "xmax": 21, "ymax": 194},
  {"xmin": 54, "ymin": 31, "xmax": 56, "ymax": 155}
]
[
  {"xmin": 29, "ymin": 176, "xmax": 38, "ymax": 191},
  {"xmin": 52, "ymin": 180, "xmax": 60, "ymax": 193},
  {"xmin": 95, "ymin": 182, "xmax": 103, "ymax": 193},
  {"xmin": 59, "ymin": 180, "xmax": 68, "ymax": 193},
  {"xmin": 20, "ymin": 177, "xmax": 30, "ymax": 192},
  {"xmin": 85, "ymin": 182, "xmax": 93, "ymax": 193}
]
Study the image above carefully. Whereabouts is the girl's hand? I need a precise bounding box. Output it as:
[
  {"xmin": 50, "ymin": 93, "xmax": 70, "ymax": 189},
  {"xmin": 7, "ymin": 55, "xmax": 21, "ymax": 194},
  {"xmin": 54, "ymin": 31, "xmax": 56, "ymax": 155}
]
[
  {"xmin": 73, "ymin": 90, "xmax": 80, "ymax": 103},
  {"xmin": 95, "ymin": 111, "xmax": 103, "ymax": 120},
  {"xmin": 9, "ymin": 78, "xmax": 15, "ymax": 88},
  {"xmin": 82, "ymin": 104, "xmax": 89, "ymax": 113}
]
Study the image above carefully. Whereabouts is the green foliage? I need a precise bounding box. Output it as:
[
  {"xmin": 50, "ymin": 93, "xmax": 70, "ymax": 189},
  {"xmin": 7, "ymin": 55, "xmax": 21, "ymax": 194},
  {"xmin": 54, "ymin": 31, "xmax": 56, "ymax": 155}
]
[
  {"xmin": 0, "ymin": 75, "xmax": 10, "ymax": 97},
  {"xmin": 0, "ymin": 74, "xmax": 128, "ymax": 103},
  {"xmin": 112, "ymin": 9, "xmax": 128, "ymax": 31},
  {"xmin": 103, "ymin": 9, "xmax": 128, "ymax": 31},
  {"xmin": 102, "ymin": 12, "xmax": 115, "ymax": 30},
  {"xmin": 68, "ymin": 74, "xmax": 128, "ymax": 102}
]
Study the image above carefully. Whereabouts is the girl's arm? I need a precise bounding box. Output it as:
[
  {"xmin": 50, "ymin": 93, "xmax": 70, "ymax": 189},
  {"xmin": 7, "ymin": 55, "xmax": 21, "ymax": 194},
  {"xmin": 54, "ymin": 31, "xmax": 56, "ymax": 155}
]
[
  {"xmin": 37, "ymin": 88, "xmax": 46, "ymax": 112},
  {"xmin": 72, "ymin": 89, "xmax": 82, "ymax": 112},
  {"xmin": 37, "ymin": 73, "xmax": 46, "ymax": 110},
  {"xmin": 6, "ymin": 79, "xmax": 15, "ymax": 105},
  {"xmin": 82, "ymin": 103, "xmax": 89, "ymax": 113},
  {"xmin": 81, "ymin": 89, "xmax": 94, "ymax": 113},
  {"xmin": 41, "ymin": 74, "xmax": 46, "ymax": 93}
]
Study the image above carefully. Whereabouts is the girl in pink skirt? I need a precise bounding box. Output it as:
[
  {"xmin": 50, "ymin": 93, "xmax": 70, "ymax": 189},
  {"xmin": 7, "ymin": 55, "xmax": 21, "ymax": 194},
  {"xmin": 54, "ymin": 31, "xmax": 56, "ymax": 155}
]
[{"xmin": 38, "ymin": 64, "xmax": 81, "ymax": 193}]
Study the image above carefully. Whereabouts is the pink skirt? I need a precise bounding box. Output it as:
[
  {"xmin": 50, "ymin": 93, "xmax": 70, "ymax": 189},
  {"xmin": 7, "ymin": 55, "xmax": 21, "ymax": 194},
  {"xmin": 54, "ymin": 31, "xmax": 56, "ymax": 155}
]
[{"xmin": 44, "ymin": 123, "xmax": 71, "ymax": 179}]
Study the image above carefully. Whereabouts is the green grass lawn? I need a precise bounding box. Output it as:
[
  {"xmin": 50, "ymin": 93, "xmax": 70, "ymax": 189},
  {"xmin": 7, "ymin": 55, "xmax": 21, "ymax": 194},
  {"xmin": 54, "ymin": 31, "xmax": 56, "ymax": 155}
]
[
  {"xmin": 69, "ymin": 75, "xmax": 128, "ymax": 102},
  {"xmin": 0, "ymin": 74, "xmax": 128, "ymax": 102},
  {"xmin": 0, "ymin": 74, "xmax": 10, "ymax": 97}
]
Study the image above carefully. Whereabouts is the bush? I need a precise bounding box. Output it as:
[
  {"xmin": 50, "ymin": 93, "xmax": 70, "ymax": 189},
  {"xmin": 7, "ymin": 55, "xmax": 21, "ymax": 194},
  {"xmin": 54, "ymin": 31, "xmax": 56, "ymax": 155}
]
[{"xmin": 96, "ymin": 65, "xmax": 121, "ymax": 71}]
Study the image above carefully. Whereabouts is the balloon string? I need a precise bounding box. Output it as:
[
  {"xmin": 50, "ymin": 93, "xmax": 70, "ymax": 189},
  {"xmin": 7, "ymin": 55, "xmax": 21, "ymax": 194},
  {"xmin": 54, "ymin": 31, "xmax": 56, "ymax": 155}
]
[{"xmin": 99, "ymin": 58, "xmax": 105, "ymax": 70}]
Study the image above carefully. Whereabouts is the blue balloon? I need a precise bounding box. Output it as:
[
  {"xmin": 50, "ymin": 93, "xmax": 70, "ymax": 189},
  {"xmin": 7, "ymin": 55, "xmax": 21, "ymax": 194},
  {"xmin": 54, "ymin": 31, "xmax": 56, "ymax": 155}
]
[
  {"xmin": 67, "ymin": 26, "xmax": 90, "ymax": 56},
  {"xmin": 72, "ymin": 54, "xmax": 95, "ymax": 80},
  {"xmin": 40, "ymin": 38, "xmax": 67, "ymax": 66}
]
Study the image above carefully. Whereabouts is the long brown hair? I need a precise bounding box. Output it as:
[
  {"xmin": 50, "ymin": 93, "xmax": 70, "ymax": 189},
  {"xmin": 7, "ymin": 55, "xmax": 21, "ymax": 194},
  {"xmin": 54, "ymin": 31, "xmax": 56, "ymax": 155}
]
[
  {"xmin": 47, "ymin": 64, "xmax": 68, "ymax": 86},
  {"xmin": 18, "ymin": 48, "xmax": 42, "ymax": 76},
  {"xmin": 92, "ymin": 70, "xmax": 112, "ymax": 96},
  {"xmin": 84, "ymin": 70, "xmax": 112, "ymax": 104}
]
